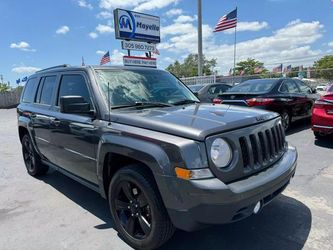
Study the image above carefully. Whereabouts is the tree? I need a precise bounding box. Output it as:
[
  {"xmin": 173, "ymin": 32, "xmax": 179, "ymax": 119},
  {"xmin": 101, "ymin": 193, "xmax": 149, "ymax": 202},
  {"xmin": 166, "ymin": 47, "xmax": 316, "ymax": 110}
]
[
  {"xmin": 314, "ymin": 55, "xmax": 333, "ymax": 80},
  {"xmin": 0, "ymin": 83, "xmax": 10, "ymax": 93},
  {"xmin": 166, "ymin": 54, "xmax": 217, "ymax": 77},
  {"xmin": 234, "ymin": 58, "xmax": 268, "ymax": 76}
]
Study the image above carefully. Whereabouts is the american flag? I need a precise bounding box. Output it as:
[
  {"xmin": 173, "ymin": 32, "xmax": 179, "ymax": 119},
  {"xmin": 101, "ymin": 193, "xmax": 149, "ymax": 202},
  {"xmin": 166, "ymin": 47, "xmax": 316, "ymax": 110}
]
[
  {"xmin": 100, "ymin": 51, "xmax": 110, "ymax": 65},
  {"xmin": 273, "ymin": 64, "xmax": 283, "ymax": 73},
  {"xmin": 214, "ymin": 8, "xmax": 237, "ymax": 32}
]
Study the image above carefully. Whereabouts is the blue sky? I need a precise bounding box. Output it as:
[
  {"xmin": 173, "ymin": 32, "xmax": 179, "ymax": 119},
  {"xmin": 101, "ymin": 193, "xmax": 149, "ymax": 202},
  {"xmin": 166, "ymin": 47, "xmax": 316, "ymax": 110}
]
[{"xmin": 1, "ymin": 0, "xmax": 333, "ymax": 86}]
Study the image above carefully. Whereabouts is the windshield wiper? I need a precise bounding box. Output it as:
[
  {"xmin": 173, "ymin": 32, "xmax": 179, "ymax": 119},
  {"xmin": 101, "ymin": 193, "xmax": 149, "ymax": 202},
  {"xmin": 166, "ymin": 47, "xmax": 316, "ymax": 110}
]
[
  {"xmin": 111, "ymin": 101, "xmax": 173, "ymax": 110},
  {"xmin": 172, "ymin": 99, "xmax": 199, "ymax": 106}
]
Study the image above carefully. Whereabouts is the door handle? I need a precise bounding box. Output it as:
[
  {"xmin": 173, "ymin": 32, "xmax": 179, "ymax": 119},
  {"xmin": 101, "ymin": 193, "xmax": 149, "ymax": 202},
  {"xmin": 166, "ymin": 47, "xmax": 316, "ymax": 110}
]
[{"xmin": 50, "ymin": 118, "xmax": 61, "ymax": 126}]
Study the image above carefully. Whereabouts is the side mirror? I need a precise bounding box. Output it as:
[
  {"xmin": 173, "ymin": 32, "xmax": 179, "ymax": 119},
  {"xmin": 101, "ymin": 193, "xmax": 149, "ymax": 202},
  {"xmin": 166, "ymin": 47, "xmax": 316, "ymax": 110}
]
[
  {"xmin": 60, "ymin": 96, "xmax": 92, "ymax": 114},
  {"xmin": 312, "ymin": 88, "xmax": 317, "ymax": 94}
]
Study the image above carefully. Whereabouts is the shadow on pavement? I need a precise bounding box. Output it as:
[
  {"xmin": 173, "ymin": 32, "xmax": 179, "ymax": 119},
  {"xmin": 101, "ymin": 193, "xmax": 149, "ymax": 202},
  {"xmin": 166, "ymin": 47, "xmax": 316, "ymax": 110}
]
[
  {"xmin": 40, "ymin": 172, "xmax": 312, "ymax": 250},
  {"xmin": 40, "ymin": 170, "xmax": 114, "ymax": 230},
  {"xmin": 160, "ymin": 195, "xmax": 312, "ymax": 250},
  {"xmin": 286, "ymin": 118, "xmax": 311, "ymax": 136},
  {"xmin": 314, "ymin": 136, "xmax": 333, "ymax": 149}
]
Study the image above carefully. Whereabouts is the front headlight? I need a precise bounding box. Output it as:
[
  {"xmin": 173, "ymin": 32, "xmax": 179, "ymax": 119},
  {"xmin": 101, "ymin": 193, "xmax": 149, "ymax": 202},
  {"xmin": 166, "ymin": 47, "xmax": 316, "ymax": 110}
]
[{"xmin": 210, "ymin": 138, "xmax": 232, "ymax": 168}]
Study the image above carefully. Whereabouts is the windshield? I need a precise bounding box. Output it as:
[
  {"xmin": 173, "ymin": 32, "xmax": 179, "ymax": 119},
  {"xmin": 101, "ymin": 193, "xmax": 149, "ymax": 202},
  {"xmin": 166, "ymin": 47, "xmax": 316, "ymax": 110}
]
[
  {"xmin": 227, "ymin": 79, "xmax": 278, "ymax": 93},
  {"xmin": 94, "ymin": 69, "xmax": 198, "ymax": 107},
  {"xmin": 188, "ymin": 84, "xmax": 204, "ymax": 92}
]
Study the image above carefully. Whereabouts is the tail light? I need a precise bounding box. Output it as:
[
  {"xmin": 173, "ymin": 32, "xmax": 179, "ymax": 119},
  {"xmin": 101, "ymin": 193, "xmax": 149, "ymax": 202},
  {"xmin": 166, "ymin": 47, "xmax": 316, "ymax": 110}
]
[
  {"xmin": 213, "ymin": 98, "xmax": 223, "ymax": 104},
  {"xmin": 314, "ymin": 96, "xmax": 333, "ymax": 114},
  {"xmin": 246, "ymin": 98, "xmax": 274, "ymax": 107}
]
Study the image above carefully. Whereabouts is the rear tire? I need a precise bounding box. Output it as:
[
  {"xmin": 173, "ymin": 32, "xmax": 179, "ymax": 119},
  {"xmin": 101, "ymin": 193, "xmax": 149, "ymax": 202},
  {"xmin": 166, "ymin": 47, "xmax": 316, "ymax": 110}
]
[
  {"xmin": 108, "ymin": 165, "xmax": 175, "ymax": 250},
  {"xmin": 314, "ymin": 131, "xmax": 326, "ymax": 139},
  {"xmin": 21, "ymin": 134, "xmax": 48, "ymax": 176},
  {"xmin": 281, "ymin": 111, "xmax": 291, "ymax": 131}
]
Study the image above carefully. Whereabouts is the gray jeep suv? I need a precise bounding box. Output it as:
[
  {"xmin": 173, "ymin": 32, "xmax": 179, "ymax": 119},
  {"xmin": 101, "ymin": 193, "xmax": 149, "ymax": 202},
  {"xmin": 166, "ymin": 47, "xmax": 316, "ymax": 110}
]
[{"xmin": 17, "ymin": 65, "xmax": 297, "ymax": 250}]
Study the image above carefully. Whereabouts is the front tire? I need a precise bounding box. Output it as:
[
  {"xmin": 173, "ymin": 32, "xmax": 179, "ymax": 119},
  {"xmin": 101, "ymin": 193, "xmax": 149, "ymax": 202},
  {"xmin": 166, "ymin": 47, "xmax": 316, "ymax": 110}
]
[
  {"xmin": 21, "ymin": 134, "xmax": 48, "ymax": 176},
  {"xmin": 108, "ymin": 165, "xmax": 175, "ymax": 250}
]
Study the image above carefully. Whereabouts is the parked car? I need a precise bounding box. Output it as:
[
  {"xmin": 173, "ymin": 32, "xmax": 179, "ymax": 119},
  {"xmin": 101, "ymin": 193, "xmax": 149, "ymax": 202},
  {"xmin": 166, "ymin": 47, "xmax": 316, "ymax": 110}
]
[
  {"xmin": 316, "ymin": 84, "xmax": 328, "ymax": 96},
  {"xmin": 188, "ymin": 82, "xmax": 232, "ymax": 102},
  {"xmin": 215, "ymin": 78, "xmax": 319, "ymax": 130},
  {"xmin": 312, "ymin": 83, "xmax": 333, "ymax": 138},
  {"xmin": 18, "ymin": 65, "xmax": 297, "ymax": 250}
]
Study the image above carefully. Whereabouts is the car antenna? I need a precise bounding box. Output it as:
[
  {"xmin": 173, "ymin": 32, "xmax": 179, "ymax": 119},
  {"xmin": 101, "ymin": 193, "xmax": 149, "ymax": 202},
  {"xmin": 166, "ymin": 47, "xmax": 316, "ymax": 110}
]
[{"xmin": 108, "ymin": 82, "xmax": 111, "ymax": 124}]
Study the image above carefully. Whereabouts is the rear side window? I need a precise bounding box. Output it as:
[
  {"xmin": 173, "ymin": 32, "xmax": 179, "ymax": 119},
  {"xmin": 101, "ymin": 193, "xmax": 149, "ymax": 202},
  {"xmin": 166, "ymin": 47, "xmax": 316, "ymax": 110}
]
[
  {"xmin": 57, "ymin": 74, "xmax": 91, "ymax": 105},
  {"xmin": 38, "ymin": 76, "xmax": 57, "ymax": 105},
  {"xmin": 280, "ymin": 80, "xmax": 299, "ymax": 93},
  {"xmin": 22, "ymin": 78, "xmax": 38, "ymax": 103}
]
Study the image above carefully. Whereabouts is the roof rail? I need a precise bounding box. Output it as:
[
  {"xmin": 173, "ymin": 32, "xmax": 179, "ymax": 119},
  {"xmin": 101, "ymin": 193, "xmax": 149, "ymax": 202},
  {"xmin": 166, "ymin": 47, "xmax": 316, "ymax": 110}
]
[{"xmin": 36, "ymin": 64, "xmax": 70, "ymax": 73}]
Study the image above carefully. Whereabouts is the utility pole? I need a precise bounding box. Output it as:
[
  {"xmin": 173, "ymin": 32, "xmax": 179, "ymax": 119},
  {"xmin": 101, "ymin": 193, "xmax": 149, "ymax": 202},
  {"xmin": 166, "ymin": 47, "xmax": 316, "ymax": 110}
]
[{"xmin": 197, "ymin": 0, "xmax": 203, "ymax": 76}]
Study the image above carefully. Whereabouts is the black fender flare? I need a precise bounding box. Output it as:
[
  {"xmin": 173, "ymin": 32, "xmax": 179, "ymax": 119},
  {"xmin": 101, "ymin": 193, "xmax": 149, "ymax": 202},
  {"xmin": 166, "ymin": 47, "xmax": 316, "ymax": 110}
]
[{"xmin": 96, "ymin": 133, "xmax": 172, "ymax": 198}]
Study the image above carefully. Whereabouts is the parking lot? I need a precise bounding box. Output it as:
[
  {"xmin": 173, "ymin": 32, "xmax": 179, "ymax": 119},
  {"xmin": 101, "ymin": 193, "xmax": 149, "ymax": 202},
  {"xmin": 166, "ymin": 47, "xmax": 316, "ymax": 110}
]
[{"xmin": 0, "ymin": 108, "xmax": 332, "ymax": 250}]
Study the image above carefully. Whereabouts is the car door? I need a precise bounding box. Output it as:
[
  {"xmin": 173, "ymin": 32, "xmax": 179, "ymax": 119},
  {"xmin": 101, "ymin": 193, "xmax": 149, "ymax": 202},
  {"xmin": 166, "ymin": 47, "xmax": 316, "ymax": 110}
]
[
  {"xmin": 294, "ymin": 79, "xmax": 316, "ymax": 117},
  {"xmin": 279, "ymin": 79, "xmax": 304, "ymax": 120},
  {"xmin": 31, "ymin": 75, "xmax": 58, "ymax": 163},
  {"xmin": 50, "ymin": 72, "xmax": 99, "ymax": 184}
]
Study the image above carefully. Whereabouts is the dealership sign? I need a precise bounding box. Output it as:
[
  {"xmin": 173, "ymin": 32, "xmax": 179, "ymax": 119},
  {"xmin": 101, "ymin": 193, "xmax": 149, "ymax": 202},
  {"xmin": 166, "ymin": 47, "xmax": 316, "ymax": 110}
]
[
  {"xmin": 123, "ymin": 56, "xmax": 157, "ymax": 68},
  {"xmin": 114, "ymin": 8, "xmax": 160, "ymax": 43},
  {"xmin": 121, "ymin": 40, "xmax": 156, "ymax": 52}
]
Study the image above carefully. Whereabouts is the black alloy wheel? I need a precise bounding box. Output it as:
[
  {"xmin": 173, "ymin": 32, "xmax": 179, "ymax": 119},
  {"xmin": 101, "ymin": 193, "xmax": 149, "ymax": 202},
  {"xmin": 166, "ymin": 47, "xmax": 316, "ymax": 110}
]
[
  {"xmin": 109, "ymin": 165, "xmax": 175, "ymax": 250},
  {"xmin": 115, "ymin": 180, "xmax": 152, "ymax": 239},
  {"xmin": 21, "ymin": 134, "xmax": 48, "ymax": 176},
  {"xmin": 281, "ymin": 111, "xmax": 291, "ymax": 131}
]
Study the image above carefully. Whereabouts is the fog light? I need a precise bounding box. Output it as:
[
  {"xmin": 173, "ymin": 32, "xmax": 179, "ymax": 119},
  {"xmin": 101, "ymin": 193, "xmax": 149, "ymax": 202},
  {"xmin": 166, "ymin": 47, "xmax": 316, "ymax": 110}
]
[{"xmin": 253, "ymin": 201, "xmax": 261, "ymax": 214}]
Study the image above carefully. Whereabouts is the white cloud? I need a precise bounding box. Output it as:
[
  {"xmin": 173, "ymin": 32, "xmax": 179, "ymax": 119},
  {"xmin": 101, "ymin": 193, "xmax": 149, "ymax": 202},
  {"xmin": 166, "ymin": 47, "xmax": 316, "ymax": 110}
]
[
  {"xmin": 329, "ymin": 41, "xmax": 333, "ymax": 47},
  {"xmin": 224, "ymin": 21, "xmax": 269, "ymax": 34},
  {"xmin": 10, "ymin": 41, "xmax": 36, "ymax": 52},
  {"xmin": 56, "ymin": 25, "xmax": 70, "ymax": 34},
  {"xmin": 134, "ymin": 0, "xmax": 179, "ymax": 12},
  {"xmin": 89, "ymin": 32, "xmax": 98, "ymax": 39},
  {"xmin": 96, "ymin": 24, "xmax": 114, "ymax": 34},
  {"xmin": 12, "ymin": 66, "xmax": 41, "ymax": 74},
  {"xmin": 160, "ymin": 19, "xmax": 324, "ymax": 73},
  {"xmin": 110, "ymin": 49, "xmax": 125, "ymax": 65},
  {"xmin": 166, "ymin": 8, "xmax": 183, "ymax": 17},
  {"xmin": 97, "ymin": 11, "xmax": 113, "ymax": 19},
  {"xmin": 77, "ymin": 0, "xmax": 93, "ymax": 9},
  {"xmin": 96, "ymin": 50, "xmax": 106, "ymax": 55},
  {"xmin": 99, "ymin": 0, "xmax": 146, "ymax": 9},
  {"xmin": 99, "ymin": 0, "xmax": 178, "ymax": 11},
  {"xmin": 174, "ymin": 15, "xmax": 197, "ymax": 23}
]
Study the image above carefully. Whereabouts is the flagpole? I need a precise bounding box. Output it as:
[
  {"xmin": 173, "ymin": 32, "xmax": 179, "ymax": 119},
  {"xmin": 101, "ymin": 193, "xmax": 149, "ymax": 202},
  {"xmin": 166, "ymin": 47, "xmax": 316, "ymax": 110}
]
[{"xmin": 233, "ymin": 24, "xmax": 237, "ymax": 85}]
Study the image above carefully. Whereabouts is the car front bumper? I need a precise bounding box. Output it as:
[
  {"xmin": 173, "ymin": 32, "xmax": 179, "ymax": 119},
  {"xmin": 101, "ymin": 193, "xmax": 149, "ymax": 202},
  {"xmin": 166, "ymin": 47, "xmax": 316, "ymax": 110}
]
[{"xmin": 156, "ymin": 145, "xmax": 297, "ymax": 231}]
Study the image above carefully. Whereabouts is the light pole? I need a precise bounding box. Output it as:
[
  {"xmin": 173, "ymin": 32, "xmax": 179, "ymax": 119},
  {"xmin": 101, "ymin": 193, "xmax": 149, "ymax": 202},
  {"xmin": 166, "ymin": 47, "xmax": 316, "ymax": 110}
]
[{"xmin": 197, "ymin": 0, "xmax": 203, "ymax": 76}]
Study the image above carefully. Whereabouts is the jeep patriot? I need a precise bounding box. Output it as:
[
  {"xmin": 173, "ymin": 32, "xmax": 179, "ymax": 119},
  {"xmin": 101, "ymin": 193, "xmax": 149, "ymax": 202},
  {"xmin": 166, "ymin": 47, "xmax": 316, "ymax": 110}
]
[{"xmin": 17, "ymin": 65, "xmax": 297, "ymax": 249}]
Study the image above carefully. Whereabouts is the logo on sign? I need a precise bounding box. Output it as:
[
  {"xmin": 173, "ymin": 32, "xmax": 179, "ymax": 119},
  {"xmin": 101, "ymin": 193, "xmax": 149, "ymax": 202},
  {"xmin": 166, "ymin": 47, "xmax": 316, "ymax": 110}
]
[{"xmin": 118, "ymin": 11, "xmax": 136, "ymax": 38}]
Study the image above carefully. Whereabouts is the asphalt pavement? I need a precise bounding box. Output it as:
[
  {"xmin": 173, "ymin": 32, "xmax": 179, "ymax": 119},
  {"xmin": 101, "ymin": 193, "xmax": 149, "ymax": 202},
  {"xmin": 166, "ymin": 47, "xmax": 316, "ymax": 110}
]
[{"xmin": 0, "ymin": 108, "xmax": 332, "ymax": 250}]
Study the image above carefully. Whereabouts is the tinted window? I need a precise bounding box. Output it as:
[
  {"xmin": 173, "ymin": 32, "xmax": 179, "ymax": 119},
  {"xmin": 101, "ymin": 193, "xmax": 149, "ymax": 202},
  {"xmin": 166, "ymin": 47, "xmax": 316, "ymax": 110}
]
[
  {"xmin": 280, "ymin": 80, "xmax": 299, "ymax": 93},
  {"xmin": 295, "ymin": 80, "xmax": 312, "ymax": 94},
  {"xmin": 39, "ymin": 76, "xmax": 56, "ymax": 105},
  {"xmin": 22, "ymin": 78, "xmax": 38, "ymax": 103},
  {"xmin": 228, "ymin": 79, "xmax": 278, "ymax": 93},
  {"xmin": 57, "ymin": 75, "xmax": 91, "ymax": 105}
]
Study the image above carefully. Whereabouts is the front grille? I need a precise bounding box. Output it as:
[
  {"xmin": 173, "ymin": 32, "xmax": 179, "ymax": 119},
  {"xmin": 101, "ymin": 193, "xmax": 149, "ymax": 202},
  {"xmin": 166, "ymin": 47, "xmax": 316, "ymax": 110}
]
[{"xmin": 239, "ymin": 122, "xmax": 286, "ymax": 171}]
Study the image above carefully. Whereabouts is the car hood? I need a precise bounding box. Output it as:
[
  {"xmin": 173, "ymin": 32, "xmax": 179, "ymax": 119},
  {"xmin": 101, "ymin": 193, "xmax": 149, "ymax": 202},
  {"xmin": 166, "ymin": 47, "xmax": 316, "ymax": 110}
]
[{"xmin": 109, "ymin": 104, "xmax": 279, "ymax": 141}]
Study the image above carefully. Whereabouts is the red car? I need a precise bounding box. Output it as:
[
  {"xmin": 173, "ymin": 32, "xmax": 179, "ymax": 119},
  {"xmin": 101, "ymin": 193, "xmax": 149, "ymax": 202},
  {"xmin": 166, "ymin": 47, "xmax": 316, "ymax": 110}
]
[{"xmin": 312, "ymin": 83, "xmax": 333, "ymax": 138}]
